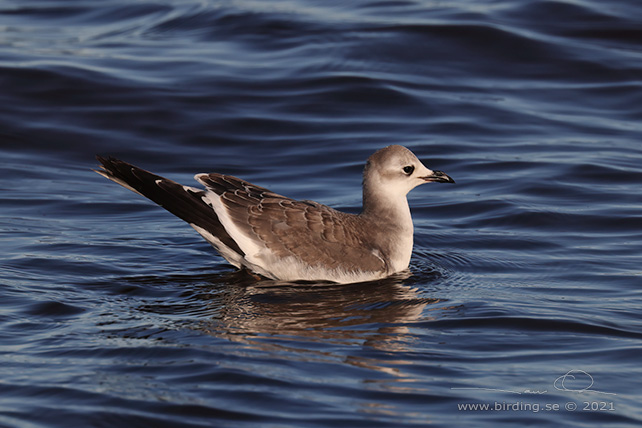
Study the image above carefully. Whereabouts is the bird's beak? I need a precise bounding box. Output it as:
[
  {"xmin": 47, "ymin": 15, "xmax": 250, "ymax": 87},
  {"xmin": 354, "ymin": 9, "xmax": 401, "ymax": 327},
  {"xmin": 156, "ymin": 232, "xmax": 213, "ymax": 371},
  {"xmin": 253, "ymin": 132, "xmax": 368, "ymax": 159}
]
[{"xmin": 421, "ymin": 170, "xmax": 455, "ymax": 184}]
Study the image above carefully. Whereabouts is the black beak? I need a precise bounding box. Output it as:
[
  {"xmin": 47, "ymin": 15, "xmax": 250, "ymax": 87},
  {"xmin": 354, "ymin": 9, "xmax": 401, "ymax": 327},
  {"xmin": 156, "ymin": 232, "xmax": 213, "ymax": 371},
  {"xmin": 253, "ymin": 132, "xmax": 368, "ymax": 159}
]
[{"xmin": 422, "ymin": 170, "xmax": 455, "ymax": 184}]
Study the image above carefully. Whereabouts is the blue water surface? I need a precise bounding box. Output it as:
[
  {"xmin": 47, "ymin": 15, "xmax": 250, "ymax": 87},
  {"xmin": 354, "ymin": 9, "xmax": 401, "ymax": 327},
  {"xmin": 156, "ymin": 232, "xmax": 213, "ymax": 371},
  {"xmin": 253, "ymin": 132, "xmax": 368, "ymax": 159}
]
[{"xmin": 1, "ymin": 1, "xmax": 641, "ymax": 427}]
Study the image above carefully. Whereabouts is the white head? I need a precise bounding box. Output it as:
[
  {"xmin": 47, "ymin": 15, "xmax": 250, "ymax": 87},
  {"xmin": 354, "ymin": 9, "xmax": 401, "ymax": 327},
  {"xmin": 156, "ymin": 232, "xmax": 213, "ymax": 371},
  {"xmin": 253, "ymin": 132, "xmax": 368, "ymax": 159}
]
[{"xmin": 363, "ymin": 145, "xmax": 454, "ymax": 202}]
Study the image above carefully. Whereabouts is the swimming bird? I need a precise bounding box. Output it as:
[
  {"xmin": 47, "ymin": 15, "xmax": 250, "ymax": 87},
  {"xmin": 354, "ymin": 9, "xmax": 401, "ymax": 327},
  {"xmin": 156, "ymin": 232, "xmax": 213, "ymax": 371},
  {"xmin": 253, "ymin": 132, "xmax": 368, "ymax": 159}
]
[{"xmin": 95, "ymin": 145, "xmax": 454, "ymax": 283}]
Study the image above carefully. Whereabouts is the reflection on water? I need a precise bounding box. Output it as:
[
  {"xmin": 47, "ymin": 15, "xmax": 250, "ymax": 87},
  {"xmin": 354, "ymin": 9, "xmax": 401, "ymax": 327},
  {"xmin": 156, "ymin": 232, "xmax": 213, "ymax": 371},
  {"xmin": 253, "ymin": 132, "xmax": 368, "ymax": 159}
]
[{"xmin": 130, "ymin": 270, "xmax": 459, "ymax": 371}]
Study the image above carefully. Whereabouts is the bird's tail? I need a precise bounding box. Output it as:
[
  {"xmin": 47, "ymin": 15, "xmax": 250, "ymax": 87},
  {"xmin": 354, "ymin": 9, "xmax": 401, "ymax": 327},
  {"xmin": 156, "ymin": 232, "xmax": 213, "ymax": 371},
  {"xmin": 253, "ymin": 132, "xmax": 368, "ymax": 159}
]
[{"xmin": 94, "ymin": 156, "xmax": 244, "ymax": 256}]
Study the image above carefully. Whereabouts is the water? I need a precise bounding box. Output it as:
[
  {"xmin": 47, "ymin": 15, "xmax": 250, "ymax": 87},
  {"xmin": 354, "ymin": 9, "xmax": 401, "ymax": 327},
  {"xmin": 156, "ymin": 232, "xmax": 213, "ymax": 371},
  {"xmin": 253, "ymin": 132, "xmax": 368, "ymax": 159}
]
[{"xmin": 1, "ymin": 0, "xmax": 641, "ymax": 426}]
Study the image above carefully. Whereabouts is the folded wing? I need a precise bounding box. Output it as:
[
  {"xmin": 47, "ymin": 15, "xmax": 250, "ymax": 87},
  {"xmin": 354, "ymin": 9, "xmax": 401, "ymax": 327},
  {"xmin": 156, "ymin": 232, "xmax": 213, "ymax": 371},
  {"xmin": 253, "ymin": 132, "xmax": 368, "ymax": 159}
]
[
  {"xmin": 197, "ymin": 174, "xmax": 387, "ymax": 279},
  {"xmin": 96, "ymin": 157, "xmax": 387, "ymax": 281}
]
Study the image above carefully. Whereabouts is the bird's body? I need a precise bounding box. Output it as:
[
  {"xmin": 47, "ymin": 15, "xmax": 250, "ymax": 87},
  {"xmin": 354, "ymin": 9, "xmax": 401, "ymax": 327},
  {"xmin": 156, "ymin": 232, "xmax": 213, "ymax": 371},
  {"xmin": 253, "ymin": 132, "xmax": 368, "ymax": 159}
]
[{"xmin": 95, "ymin": 145, "xmax": 453, "ymax": 283}]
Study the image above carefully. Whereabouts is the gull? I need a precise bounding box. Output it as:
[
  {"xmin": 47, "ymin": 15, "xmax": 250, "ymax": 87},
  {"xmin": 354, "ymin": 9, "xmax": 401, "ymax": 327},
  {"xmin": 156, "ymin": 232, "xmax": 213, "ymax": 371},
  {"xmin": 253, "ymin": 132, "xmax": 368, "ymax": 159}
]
[{"xmin": 95, "ymin": 145, "xmax": 454, "ymax": 283}]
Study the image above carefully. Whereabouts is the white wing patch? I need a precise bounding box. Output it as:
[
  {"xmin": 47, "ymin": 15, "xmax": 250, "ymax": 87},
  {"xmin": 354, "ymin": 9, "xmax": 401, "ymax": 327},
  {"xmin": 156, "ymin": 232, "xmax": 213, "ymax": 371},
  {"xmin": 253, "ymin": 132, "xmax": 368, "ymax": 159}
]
[
  {"xmin": 189, "ymin": 224, "xmax": 243, "ymax": 268},
  {"xmin": 196, "ymin": 184, "xmax": 268, "ymax": 263}
]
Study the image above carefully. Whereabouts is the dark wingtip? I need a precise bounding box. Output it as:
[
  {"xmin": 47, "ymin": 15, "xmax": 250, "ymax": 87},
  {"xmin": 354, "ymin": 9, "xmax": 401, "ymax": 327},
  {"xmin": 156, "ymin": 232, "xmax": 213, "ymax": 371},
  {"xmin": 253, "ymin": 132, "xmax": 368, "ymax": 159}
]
[
  {"xmin": 95, "ymin": 155, "xmax": 132, "ymax": 175},
  {"xmin": 95, "ymin": 154, "xmax": 120, "ymax": 165},
  {"xmin": 95, "ymin": 155, "xmax": 110, "ymax": 169}
]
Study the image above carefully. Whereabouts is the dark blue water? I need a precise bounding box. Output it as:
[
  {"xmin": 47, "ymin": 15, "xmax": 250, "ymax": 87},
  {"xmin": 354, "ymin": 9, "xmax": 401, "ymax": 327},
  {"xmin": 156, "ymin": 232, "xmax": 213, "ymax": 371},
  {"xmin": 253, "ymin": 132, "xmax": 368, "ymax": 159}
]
[{"xmin": 1, "ymin": 1, "xmax": 641, "ymax": 426}]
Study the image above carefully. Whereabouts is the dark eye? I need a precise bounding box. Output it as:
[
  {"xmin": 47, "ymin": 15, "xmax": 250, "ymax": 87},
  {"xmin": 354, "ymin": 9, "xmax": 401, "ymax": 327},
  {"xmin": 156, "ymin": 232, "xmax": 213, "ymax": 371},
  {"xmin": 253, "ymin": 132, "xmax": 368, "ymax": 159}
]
[{"xmin": 403, "ymin": 165, "xmax": 415, "ymax": 175}]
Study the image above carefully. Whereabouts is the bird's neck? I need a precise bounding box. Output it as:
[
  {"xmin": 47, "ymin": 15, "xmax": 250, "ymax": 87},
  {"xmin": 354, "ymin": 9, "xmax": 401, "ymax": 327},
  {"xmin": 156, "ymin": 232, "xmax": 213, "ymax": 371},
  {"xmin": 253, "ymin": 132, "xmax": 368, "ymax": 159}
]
[
  {"xmin": 361, "ymin": 182, "xmax": 413, "ymax": 232},
  {"xmin": 360, "ymin": 183, "xmax": 414, "ymax": 273}
]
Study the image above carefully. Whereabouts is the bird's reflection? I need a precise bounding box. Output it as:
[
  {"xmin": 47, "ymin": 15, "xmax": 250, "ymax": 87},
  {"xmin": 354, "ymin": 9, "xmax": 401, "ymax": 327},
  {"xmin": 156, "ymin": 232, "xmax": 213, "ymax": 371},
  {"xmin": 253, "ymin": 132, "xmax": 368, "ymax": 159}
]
[
  {"xmin": 132, "ymin": 267, "xmax": 459, "ymax": 375},
  {"xmin": 134, "ymin": 271, "xmax": 456, "ymax": 351}
]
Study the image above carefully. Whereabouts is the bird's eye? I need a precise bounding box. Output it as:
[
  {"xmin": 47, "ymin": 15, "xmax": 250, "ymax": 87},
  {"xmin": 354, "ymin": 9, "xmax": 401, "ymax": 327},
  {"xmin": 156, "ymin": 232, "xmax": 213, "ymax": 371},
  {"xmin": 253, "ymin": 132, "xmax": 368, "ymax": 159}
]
[{"xmin": 403, "ymin": 165, "xmax": 415, "ymax": 175}]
